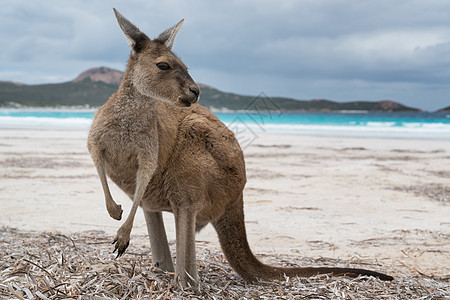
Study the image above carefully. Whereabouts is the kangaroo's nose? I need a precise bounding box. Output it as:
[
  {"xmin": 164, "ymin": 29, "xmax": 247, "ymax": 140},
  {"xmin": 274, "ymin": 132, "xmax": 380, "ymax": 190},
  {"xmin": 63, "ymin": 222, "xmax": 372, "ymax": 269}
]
[{"xmin": 189, "ymin": 86, "xmax": 200, "ymax": 102}]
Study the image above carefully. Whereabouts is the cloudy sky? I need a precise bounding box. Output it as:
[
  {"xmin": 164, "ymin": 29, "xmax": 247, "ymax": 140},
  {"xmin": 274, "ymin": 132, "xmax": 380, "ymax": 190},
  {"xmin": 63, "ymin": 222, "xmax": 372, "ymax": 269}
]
[{"xmin": 1, "ymin": 0, "xmax": 450, "ymax": 111}]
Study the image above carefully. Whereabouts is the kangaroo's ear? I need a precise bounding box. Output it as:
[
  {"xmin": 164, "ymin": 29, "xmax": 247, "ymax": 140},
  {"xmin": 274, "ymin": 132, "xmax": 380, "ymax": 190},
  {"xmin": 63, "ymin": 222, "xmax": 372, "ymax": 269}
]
[
  {"xmin": 113, "ymin": 8, "xmax": 148, "ymax": 53},
  {"xmin": 155, "ymin": 19, "xmax": 184, "ymax": 50}
]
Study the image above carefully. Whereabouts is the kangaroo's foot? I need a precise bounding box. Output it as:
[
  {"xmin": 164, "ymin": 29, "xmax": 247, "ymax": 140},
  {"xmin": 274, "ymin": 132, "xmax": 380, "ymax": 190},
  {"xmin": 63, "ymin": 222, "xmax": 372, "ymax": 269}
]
[
  {"xmin": 144, "ymin": 211, "xmax": 175, "ymax": 272},
  {"xmin": 175, "ymin": 270, "xmax": 198, "ymax": 288},
  {"xmin": 113, "ymin": 224, "xmax": 131, "ymax": 257}
]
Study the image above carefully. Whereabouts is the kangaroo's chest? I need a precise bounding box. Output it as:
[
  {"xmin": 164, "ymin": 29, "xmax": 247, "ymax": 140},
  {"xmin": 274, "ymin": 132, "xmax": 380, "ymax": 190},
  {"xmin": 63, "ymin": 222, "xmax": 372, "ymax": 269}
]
[
  {"xmin": 102, "ymin": 138, "xmax": 173, "ymax": 211},
  {"xmin": 94, "ymin": 118, "xmax": 152, "ymax": 183}
]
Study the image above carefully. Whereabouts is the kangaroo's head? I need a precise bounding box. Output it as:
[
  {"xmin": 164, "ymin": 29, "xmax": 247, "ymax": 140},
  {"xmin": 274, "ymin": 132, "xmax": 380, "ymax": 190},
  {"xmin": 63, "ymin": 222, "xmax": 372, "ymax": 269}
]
[{"xmin": 114, "ymin": 8, "xmax": 199, "ymax": 107}]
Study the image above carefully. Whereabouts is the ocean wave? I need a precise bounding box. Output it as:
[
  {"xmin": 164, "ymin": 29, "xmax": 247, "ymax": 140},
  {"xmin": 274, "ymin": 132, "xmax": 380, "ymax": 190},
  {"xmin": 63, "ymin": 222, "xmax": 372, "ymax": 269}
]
[
  {"xmin": 0, "ymin": 116, "xmax": 92, "ymax": 130},
  {"xmin": 224, "ymin": 122, "xmax": 450, "ymax": 139},
  {"xmin": 366, "ymin": 121, "xmax": 397, "ymax": 127}
]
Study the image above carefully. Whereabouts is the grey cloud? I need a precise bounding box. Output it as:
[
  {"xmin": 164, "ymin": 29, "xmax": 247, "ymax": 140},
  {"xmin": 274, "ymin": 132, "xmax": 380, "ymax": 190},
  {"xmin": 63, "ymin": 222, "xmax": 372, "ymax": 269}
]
[{"xmin": 1, "ymin": 0, "xmax": 450, "ymax": 110}]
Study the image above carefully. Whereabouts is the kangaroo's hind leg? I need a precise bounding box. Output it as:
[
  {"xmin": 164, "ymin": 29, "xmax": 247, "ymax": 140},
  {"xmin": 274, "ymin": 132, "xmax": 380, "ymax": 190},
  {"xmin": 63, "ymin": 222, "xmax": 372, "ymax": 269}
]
[
  {"xmin": 144, "ymin": 210, "xmax": 175, "ymax": 272},
  {"xmin": 174, "ymin": 206, "xmax": 198, "ymax": 287}
]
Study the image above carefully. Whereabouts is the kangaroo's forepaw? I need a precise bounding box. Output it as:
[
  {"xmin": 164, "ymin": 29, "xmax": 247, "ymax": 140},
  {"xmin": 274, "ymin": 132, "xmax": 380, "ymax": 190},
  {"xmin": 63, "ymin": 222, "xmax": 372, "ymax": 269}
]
[
  {"xmin": 107, "ymin": 203, "xmax": 123, "ymax": 221},
  {"xmin": 112, "ymin": 231, "xmax": 130, "ymax": 258}
]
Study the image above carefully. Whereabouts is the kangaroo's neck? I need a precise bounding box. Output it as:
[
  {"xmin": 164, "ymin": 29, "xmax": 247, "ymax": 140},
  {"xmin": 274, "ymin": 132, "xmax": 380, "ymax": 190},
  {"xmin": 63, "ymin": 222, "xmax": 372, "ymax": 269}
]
[
  {"xmin": 115, "ymin": 80, "xmax": 154, "ymax": 109},
  {"xmin": 104, "ymin": 67, "xmax": 193, "ymax": 167}
]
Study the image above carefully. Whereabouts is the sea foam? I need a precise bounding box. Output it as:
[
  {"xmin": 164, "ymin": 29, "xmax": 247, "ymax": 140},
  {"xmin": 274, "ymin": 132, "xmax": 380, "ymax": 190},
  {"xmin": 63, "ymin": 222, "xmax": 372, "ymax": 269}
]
[{"xmin": 0, "ymin": 116, "xmax": 92, "ymax": 130}]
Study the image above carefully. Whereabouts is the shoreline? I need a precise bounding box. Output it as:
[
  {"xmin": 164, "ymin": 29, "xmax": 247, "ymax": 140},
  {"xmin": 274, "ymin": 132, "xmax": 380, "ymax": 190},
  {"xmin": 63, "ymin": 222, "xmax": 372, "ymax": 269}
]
[
  {"xmin": 1, "ymin": 127, "xmax": 449, "ymax": 141},
  {"xmin": 1, "ymin": 125, "xmax": 449, "ymax": 142},
  {"xmin": 1, "ymin": 108, "xmax": 449, "ymax": 141},
  {"xmin": 0, "ymin": 129, "xmax": 449, "ymax": 278}
]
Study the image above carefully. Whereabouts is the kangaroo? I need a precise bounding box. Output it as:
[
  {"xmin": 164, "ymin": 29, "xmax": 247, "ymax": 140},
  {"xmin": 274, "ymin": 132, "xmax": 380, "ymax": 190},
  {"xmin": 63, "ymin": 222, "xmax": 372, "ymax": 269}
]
[{"xmin": 87, "ymin": 8, "xmax": 394, "ymax": 287}]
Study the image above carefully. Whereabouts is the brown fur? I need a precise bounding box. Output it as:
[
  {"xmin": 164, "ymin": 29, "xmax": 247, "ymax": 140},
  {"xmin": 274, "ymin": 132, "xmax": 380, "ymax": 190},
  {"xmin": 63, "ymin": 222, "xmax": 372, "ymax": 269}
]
[{"xmin": 87, "ymin": 9, "xmax": 393, "ymax": 287}]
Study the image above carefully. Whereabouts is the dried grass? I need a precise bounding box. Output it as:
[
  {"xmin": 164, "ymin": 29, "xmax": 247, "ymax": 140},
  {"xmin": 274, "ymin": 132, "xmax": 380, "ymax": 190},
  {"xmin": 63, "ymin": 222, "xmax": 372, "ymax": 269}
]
[
  {"xmin": 1, "ymin": 226, "xmax": 448, "ymax": 299},
  {"xmin": 393, "ymin": 184, "xmax": 449, "ymax": 204}
]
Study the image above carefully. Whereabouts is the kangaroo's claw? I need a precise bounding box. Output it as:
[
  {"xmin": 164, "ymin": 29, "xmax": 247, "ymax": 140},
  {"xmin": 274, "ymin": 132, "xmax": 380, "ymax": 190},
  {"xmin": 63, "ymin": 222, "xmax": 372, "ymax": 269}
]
[{"xmin": 112, "ymin": 235, "xmax": 130, "ymax": 258}]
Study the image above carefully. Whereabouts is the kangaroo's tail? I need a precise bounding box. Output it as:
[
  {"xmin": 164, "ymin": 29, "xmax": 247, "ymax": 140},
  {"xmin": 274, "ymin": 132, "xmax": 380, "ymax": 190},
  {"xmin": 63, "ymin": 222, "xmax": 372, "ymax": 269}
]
[{"xmin": 212, "ymin": 195, "xmax": 393, "ymax": 282}]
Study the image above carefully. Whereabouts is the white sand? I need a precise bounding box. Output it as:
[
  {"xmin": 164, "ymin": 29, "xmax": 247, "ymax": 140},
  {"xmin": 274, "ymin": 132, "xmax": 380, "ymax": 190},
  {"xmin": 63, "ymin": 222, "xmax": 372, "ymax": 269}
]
[{"xmin": 1, "ymin": 129, "xmax": 449, "ymax": 277}]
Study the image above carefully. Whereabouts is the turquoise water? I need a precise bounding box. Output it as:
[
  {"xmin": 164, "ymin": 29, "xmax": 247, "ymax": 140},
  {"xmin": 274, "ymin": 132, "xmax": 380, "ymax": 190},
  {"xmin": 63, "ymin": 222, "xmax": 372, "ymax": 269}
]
[
  {"xmin": 216, "ymin": 111, "xmax": 450, "ymax": 127},
  {"xmin": 0, "ymin": 109, "xmax": 449, "ymax": 139},
  {"xmin": 0, "ymin": 110, "xmax": 95, "ymax": 119}
]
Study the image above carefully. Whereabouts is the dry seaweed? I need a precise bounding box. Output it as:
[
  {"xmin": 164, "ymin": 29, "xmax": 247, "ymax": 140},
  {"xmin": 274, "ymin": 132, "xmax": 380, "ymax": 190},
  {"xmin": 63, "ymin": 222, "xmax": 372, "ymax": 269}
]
[
  {"xmin": 0, "ymin": 226, "xmax": 448, "ymax": 299},
  {"xmin": 393, "ymin": 183, "xmax": 449, "ymax": 205}
]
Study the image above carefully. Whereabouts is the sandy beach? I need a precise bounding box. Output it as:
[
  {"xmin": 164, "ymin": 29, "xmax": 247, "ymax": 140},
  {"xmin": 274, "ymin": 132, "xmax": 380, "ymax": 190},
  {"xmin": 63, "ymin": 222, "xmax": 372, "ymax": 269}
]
[{"xmin": 0, "ymin": 129, "xmax": 449, "ymax": 280}]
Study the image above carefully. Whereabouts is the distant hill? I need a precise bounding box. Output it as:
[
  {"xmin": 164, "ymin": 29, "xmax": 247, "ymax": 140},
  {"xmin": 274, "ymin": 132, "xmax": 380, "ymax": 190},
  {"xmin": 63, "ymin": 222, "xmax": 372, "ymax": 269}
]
[
  {"xmin": 0, "ymin": 67, "xmax": 426, "ymax": 112},
  {"xmin": 199, "ymin": 84, "xmax": 421, "ymax": 112},
  {"xmin": 437, "ymin": 105, "xmax": 450, "ymax": 112},
  {"xmin": 0, "ymin": 78, "xmax": 117, "ymax": 107},
  {"xmin": 73, "ymin": 67, "xmax": 123, "ymax": 85}
]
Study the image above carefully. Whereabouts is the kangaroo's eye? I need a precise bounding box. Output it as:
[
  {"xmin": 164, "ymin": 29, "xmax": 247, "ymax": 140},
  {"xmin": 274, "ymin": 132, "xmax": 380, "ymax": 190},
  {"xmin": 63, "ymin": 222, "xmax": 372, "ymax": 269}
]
[{"xmin": 156, "ymin": 62, "xmax": 171, "ymax": 70}]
